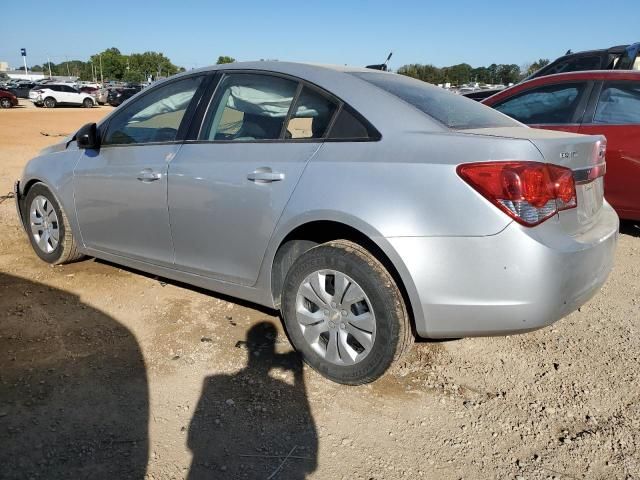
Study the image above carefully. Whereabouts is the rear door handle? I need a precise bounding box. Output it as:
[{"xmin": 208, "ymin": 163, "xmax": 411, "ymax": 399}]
[
  {"xmin": 247, "ymin": 168, "xmax": 285, "ymax": 183},
  {"xmin": 137, "ymin": 170, "xmax": 162, "ymax": 182}
]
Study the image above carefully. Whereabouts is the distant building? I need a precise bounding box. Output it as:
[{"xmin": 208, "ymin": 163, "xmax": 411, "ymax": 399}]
[
  {"xmin": 5, "ymin": 70, "xmax": 47, "ymax": 81},
  {"xmin": 3, "ymin": 70, "xmax": 78, "ymax": 82},
  {"xmin": 0, "ymin": 62, "xmax": 9, "ymax": 72}
]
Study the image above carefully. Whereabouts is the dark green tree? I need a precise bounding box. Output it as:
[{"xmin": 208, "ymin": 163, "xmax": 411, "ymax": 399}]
[
  {"xmin": 216, "ymin": 56, "xmax": 235, "ymax": 65},
  {"xmin": 526, "ymin": 58, "xmax": 550, "ymax": 77}
]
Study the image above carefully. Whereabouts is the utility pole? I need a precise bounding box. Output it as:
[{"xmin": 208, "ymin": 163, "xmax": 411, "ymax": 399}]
[
  {"xmin": 20, "ymin": 48, "xmax": 28, "ymax": 78},
  {"xmin": 47, "ymin": 56, "xmax": 52, "ymax": 78},
  {"xmin": 99, "ymin": 54, "xmax": 104, "ymax": 85}
]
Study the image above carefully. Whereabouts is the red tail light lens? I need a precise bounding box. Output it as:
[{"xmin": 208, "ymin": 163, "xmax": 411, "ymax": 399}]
[{"xmin": 457, "ymin": 161, "xmax": 577, "ymax": 226}]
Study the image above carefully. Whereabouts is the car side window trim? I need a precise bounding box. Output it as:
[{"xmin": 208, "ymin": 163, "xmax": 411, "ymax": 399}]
[
  {"xmin": 581, "ymin": 80, "xmax": 604, "ymax": 125},
  {"xmin": 188, "ymin": 69, "xmax": 380, "ymax": 144},
  {"xmin": 99, "ymin": 73, "xmax": 209, "ymax": 148}
]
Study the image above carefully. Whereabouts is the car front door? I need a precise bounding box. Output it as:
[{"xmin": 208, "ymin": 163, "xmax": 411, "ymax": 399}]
[
  {"xmin": 580, "ymin": 80, "xmax": 640, "ymax": 220},
  {"xmin": 62, "ymin": 85, "xmax": 80, "ymax": 104},
  {"xmin": 74, "ymin": 75, "xmax": 206, "ymax": 264},
  {"xmin": 491, "ymin": 81, "xmax": 592, "ymax": 133},
  {"xmin": 168, "ymin": 72, "xmax": 339, "ymax": 285}
]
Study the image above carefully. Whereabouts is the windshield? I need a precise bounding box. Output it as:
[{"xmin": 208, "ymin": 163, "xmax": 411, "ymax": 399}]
[{"xmin": 352, "ymin": 72, "xmax": 518, "ymax": 130}]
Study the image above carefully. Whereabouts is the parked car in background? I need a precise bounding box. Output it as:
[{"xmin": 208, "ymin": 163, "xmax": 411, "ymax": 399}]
[
  {"xmin": 466, "ymin": 42, "xmax": 640, "ymax": 102},
  {"xmin": 0, "ymin": 88, "xmax": 19, "ymax": 108},
  {"xmin": 526, "ymin": 43, "xmax": 640, "ymax": 81},
  {"xmin": 79, "ymin": 85, "xmax": 108, "ymax": 105},
  {"xmin": 14, "ymin": 63, "xmax": 617, "ymax": 384},
  {"xmin": 483, "ymin": 70, "xmax": 640, "ymax": 221},
  {"xmin": 107, "ymin": 84, "xmax": 143, "ymax": 106},
  {"xmin": 29, "ymin": 84, "xmax": 96, "ymax": 108},
  {"xmin": 8, "ymin": 82, "xmax": 38, "ymax": 99}
]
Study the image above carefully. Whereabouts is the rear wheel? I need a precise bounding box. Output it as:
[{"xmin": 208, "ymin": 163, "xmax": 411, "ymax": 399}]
[
  {"xmin": 281, "ymin": 240, "xmax": 413, "ymax": 385},
  {"xmin": 43, "ymin": 97, "xmax": 56, "ymax": 108},
  {"xmin": 82, "ymin": 98, "xmax": 93, "ymax": 108},
  {"xmin": 24, "ymin": 184, "xmax": 84, "ymax": 265},
  {"xmin": 0, "ymin": 98, "xmax": 12, "ymax": 108}
]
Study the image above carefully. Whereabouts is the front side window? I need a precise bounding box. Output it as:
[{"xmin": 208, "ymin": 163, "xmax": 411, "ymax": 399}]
[
  {"xmin": 201, "ymin": 73, "xmax": 298, "ymax": 141},
  {"xmin": 493, "ymin": 83, "xmax": 586, "ymax": 124},
  {"xmin": 285, "ymin": 87, "xmax": 338, "ymax": 139},
  {"xmin": 104, "ymin": 76, "xmax": 203, "ymax": 145},
  {"xmin": 593, "ymin": 81, "xmax": 640, "ymax": 124}
]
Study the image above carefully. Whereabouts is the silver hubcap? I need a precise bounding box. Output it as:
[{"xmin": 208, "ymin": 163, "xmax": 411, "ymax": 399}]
[
  {"xmin": 295, "ymin": 270, "xmax": 376, "ymax": 366},
  {"xmin": 30, "ymin": 195, "xmax": 60, "ymax": 253}
]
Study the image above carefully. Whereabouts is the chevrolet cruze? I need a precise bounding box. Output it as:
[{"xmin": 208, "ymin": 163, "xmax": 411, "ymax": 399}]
[{"xmin": 14, "ymin": 62, "xmax": 618, "ymax": 384}]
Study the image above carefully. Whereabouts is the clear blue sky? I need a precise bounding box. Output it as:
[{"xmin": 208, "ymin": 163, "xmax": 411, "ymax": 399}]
[{"xmin": 1, "ymin": 0, "xmax": 638, "ymax": 71}]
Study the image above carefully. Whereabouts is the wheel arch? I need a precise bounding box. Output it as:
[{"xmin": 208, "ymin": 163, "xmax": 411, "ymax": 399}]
[
  {"xmin": 17, "ymin": 178, "xmax": 45, "ymax": 221},
  {"xmin": 267, "ymin": 215, "xmax": 424, "ymax": 337}
]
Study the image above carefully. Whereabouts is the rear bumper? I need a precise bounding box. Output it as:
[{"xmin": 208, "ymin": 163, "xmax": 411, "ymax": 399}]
[{"xmin": 389, "ymin": 203, "xmax": 619, "ymax": 338}]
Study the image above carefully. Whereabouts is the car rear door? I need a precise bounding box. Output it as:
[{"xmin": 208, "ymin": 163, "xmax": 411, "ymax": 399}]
[
  {"xmin": 74, "ymin": 74, "xmax": 207, "ymax": 264},
  {"xmin": 167, "ymin": 72, "xmax": 339, "ymax": 286},
  {"xmin": 490, "ymin": 81, "xmax": 592, "ymax": 133},
  {"xmin": 579, "ymin": 79, "xmax": 640, "ymax": 220}
]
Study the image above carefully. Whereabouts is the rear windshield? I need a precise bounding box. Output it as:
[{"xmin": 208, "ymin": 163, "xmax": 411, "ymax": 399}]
[{"xmin": 352, "ymin": 72, "xmax": 519, "ymax": 130}]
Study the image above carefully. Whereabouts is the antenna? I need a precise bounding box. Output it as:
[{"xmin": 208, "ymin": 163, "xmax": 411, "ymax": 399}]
[{"xmin": 383, "ymin": 51, "xmax": 393, "ymax": 69}]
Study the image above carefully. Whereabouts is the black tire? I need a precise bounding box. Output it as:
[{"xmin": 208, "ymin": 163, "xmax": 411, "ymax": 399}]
[
  {"xmin": 281, "ymin": 240, "xmax": 413, "ymax": 385},
  {"xmin": 43, "ymin": 97, "xmax": 56, "ymax": 108},
  {"xmin": 82, "ymin": 98, "xmax": 93, "ymax": 108},
  {"xmin": 24, "ymin": 183, "xmax": 84, "ymax": 265},
  {"xmin": 0, "ymin": 98, "xmax": 12, "ymax": 108}
]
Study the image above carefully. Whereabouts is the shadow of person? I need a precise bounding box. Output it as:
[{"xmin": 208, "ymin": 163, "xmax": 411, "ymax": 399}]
[
  {"xmin": 0, "ymin": 273, "xmax": 149, "ymax": 479},
  {"xmin": 187, "ymin": 322, "xmax": 317, "ymax": 479}
]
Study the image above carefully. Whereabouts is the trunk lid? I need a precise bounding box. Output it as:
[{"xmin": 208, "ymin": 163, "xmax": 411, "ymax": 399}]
[{"xmin": 463, "ymin": 127, "xmax": 607, "ymax": 234}]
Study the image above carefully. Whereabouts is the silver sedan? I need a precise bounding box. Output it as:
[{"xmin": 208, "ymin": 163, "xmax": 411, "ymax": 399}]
[{"xmin": 14, "ymin": 62, "xmax": 618, "ymax": 384}]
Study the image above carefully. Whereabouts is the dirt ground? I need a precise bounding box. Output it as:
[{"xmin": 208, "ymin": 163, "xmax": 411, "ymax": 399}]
[{"xmin": 1, "ymin": 104, "xmax": 639, "ymax": 480}]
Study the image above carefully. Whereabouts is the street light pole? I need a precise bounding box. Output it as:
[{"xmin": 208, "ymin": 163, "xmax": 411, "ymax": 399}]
[
  {"xmin": 21, "ymin": 48, "xmax": 28, "ymax": 78},
  {"xmin": 99, "ymin": 54, "xmax": 104, "ymax": 85},
  {"xmin": 47, "ymin": 56, "xmax": 52, "ymax": 78}
]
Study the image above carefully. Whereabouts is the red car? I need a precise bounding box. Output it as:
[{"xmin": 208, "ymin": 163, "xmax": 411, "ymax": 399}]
[
  {"xmin": 0, "ymin": 88, "xmax": 19, "ymax": 108},
  {"xmin": 483, "ymin": 71, "xmax": 640, "ymax": 221}
]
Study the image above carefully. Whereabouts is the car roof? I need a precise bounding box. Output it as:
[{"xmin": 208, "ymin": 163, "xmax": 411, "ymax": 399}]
[
  {"xmin": 484, "ymin": 70, "xmax": 640, "ymax": 104},
  {"xmin": 185, "ymin": 60, "xmax": 377, "ymax": 77}
]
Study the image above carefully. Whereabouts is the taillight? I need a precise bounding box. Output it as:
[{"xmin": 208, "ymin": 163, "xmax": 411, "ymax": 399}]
[{"xmin": 457, "ymin": 161, "xmax": 577, "ymax": 226}]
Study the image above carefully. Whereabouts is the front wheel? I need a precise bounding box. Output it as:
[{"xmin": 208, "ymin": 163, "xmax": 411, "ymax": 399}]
[
  {"xmin": 82, "ymin": 98, "xmax": 93, "ymax": 108},
  {"xmin": 281, "ymin": 240, "xmax": 413, "ymax": 385},
  {"xmin": 0, "ymin": 98, "xmax": 12, "ymax": 108},
  {"xmin": 43, "ymin": 97, "xmax": 56, "ymax": 108},
  {"xmin": 24, "ymin": 184, "xmax": 84, "ymax": 265}
]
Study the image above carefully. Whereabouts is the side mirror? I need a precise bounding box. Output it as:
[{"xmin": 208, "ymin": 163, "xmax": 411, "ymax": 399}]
[{"xmin": 77, "ymin": 123, "xmax": 99, "ymax": 149}]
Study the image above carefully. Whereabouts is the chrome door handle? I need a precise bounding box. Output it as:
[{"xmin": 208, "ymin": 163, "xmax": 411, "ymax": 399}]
[
  {"xmin": 137, "ymin": 170, "xmax": 162, "ymax": 182},
  {"xmin": 247, "ymin": 168, "xmax": 285, "ymax": 183}
]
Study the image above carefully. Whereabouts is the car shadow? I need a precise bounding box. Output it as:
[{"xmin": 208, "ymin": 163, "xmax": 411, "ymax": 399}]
[
  {"xmin": 0, "ymin": 272, "xmax": 149, "ymax": 479},
  {"xmin": 187, "ymin": 321, "xmax": 318, "ymax": 479},
  {"xmin": 620, "ymin": 220, "xmax": 640, "ymax": 238}
]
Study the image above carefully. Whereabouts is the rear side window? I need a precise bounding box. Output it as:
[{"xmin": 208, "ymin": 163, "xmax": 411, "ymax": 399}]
[
  {"xmin": 328, "ymin": 108, "xmax": 371, "ymax": 139},
  {"xmin": 352, "ymin": 72, "xmax": 518, "ymax": 130},
  {"xmin": 593, "ymin": 81, "xmax": 640, "ymax": 124},
  {"xmin": 201, "ymin": 73, "xmax": 298, "ymax": 141},
  {"xmin": 493, "ymin": 83, "xmax": 586, "ymax": 124},
  {"xmin": 285, "ymin": 87, "xmax": 338, "ymax": 139}
]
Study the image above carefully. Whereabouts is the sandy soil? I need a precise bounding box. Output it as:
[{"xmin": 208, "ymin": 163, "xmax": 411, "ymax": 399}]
[{"xmin": 0, "ymin": 106, "xmax": 639, "ymax": 479}]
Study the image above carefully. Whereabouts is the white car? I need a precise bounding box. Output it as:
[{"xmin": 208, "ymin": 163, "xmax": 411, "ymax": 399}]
[{"xmin": 29, "ymin": 84, "xmax": 95, "ymax": 108}]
